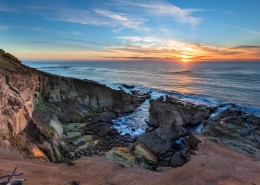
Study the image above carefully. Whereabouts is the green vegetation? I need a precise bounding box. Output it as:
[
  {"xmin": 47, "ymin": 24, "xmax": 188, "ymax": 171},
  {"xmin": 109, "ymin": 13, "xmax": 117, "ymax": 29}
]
[
  {"xmin": 35, "ymin": 103, "xmax": 60, "ymax": 113},
  {"xmin": 43, "ymin": 126, "xmax": 55, "ymax": 138}
]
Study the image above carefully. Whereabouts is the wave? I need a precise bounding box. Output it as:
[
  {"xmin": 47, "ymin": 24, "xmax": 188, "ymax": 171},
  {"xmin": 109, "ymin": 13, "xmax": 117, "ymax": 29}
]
[
  {"xmin": 39, "ymin": 66, "xmax": 73, "ymax": 69},
  {"xmin": 159, "ymin": 70, "xmax": 192, "ymax": 75},
  {"xmin": 117, "ymin": 83, "xmax": 260, "ymax": 117}
]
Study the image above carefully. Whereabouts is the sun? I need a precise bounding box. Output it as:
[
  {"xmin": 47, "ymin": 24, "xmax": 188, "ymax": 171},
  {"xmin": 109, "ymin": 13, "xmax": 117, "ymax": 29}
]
[
  {"xmin": 180, "ymin": 55, "xmax": 192, "ymax": 63},
  {"xmin": 182, "ymin": 58, "xmax": 190, "ymax": 63}
]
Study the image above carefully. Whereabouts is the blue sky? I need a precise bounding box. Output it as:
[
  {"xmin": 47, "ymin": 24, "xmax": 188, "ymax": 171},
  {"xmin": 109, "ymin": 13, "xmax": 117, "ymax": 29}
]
[{"xmin": 0, "ymin": 0, "xmax": 260, "ymax": 61}]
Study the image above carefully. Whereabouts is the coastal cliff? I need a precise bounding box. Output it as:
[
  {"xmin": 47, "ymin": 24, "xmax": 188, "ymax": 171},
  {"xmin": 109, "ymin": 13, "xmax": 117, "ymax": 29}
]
[
  {"xmin": 0, "ymin": 49, "xmax": 259, "ymax": 184},
  {"xmin": 0, "ymin": 49, "xmax": 141, "ymax": 162}
]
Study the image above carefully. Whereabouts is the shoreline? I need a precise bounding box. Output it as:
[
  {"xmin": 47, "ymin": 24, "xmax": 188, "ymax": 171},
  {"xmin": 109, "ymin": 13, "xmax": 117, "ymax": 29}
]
[
  {"xmin": 24, "ymin": 61, "xmax": 260, "ymax": 114},
  {"xmin": 1, "ymin": 49, "xmax": 259, "ymax": 184}
]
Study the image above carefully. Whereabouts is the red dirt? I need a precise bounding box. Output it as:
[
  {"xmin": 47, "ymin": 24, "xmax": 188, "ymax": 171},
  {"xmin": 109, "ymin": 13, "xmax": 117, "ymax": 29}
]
[{"xmin": 0, "ymin": 136, "xmax": 259, "ymax": 185}]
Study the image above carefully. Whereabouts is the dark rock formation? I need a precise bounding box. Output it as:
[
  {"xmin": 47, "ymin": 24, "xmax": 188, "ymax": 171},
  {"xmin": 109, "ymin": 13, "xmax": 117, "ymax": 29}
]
[
  {"xmin": 0, "ymin": 49, "xmax": 141, "ymax": 162},
  {"xmin": 122, "ymin": 84, "xmax": 135, "ymax": 89},
  {"xmin": 138, "ymin": 99, "xmax": 209, "ymax": 154},
  {"xmin": 203, "ymin": 108, "xmax": 260, "ymax": 158},
  {"xmin": 125, "ymin": 97, "xmax": 209, "ymax": 169}
]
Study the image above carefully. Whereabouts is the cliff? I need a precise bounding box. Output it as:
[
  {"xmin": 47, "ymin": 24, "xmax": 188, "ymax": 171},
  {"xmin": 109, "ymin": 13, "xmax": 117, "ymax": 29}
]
[{"xmin": 0, "ymin": 49, "xmax": 141, "ymax": 162}]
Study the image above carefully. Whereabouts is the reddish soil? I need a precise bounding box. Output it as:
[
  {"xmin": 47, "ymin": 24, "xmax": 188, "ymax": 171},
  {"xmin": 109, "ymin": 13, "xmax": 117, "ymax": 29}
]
[{"xmin": 0, "ymin": 136, "xmax": 259, "ymax": 185}]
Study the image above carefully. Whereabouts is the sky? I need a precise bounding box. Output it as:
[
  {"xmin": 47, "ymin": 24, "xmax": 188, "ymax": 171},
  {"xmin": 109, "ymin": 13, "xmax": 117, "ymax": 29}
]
[{"xmin": 0, "ymin": 0, "xmax": 260, "ymax": 62}]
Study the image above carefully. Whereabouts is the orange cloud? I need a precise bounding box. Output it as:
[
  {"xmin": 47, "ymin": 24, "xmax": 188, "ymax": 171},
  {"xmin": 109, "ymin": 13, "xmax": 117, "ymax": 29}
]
[{"xmin": 8, "ymin": 37, "xmax": 260, "ymax": 62}]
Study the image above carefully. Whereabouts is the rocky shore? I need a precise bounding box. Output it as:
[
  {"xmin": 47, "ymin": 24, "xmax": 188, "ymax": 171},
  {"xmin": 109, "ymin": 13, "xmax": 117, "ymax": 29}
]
[
  {"xmin": 0, "ymin": 49, "xmax": 259, "ymax": 184},
  {"xmin": 0, "ymin": 49, "xmax": 146, "ymax": 163}
]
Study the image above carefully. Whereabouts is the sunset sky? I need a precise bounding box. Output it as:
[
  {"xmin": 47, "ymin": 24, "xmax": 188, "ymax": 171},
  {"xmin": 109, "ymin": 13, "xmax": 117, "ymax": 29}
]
[{"xmin": 0, "ymin": 0, "xmax": 260, "ymax": 62}]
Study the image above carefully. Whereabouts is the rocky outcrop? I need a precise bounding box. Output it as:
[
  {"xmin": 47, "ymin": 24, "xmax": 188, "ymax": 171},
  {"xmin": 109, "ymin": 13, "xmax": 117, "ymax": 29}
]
[
  {"xmin": 0, "ymin": 49, "xmax": 141, "ymax": 162},
  {"xmin": 138, "ymin": 98, "xmax": 209, "ymax": 155},
  {"xmin": 203, "ymin": 107, "xmax": 260, "ymax": 158},
  {"xmin": 115, "ymin": 97, "xmax": 208, "ymax": 169}
]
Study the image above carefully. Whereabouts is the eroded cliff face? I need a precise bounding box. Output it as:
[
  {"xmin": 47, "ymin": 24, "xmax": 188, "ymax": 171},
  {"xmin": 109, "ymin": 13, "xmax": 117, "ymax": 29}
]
[{"xmin": 0, "ymin": 49, "xmax": 140, "ymax": 162}]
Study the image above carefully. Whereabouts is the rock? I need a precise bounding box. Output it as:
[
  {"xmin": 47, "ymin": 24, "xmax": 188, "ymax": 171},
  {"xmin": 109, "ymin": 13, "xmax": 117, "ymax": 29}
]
[
  {"xmin": 40, "ymin": 141, "xmax": 56, "ymax": 162},
  {"xmin": 138, "ymin": 131, "xmax": 173, "ymax": 154},
  {"xmin": 157, "ymin": 95, "xmax": 164, "ymax": 101},
  {"xmin": 0, "ymin": 48, "xmax": 142, "ymax": 161},
  {"xmin": 68, "ymin": 180, "xmax": 80, "ymax": 185},
  {"xmin": 84, "ymin": 122, "xmax": 111, "ymax": 136},
  {"xmin": 203, "ymin": 112, "xmax": 260, "ymax": 158},
  {"xmin": 31, "ymin": 144, "xmax": 48, "ymax": 160},
  {"xmin": 122, "ymin": 84, "xmax": 135, "ymax": 89},
  {"xmin": 184, "ymin": 133, "xmax": 202, "ymax": 151},
  {"xmin": 63, "ymin": 123, "xmax": 86, "ymax": 132},
  {"xmin": 105, "ymin": 147, "xmax": 137, "ymax": 164},
  {"xmin": 210, "ymin": 107, "xmax": 242, "ymax": 121},
  {"xmin": 77, "ymin": 140, "xmax": 100, "ymax": 151},
  {"xmin": 134, "ymin": 143, "xmax": 158, "ymax": 164},
  {"xmin": 64, "ymin": 132, "xmax": 82, "ymax": 139},
  {"xmin": 1, "ymin": 139, "xmax": 11, "ymax": 147},
  {"xmin": 131, "ymin": 90, "xmax": 151, "ymax": 100},
  {"xmin": 91, "ymin": 111, "xmax": 116, "ymax": 123},
  {"xmin": 148, "ymin": 99, "xmax": 209, "ymax": 140},
  {"xmin": 170, "ymin": 148, "xmax": 189, "ymax": 167},
  {"xmin": 49, "ymin": 116, "xmax": 63, "ymax": 137},
  {"xmin": 70, "ymin": 135, "xmax": 95, "ymax": 146}
]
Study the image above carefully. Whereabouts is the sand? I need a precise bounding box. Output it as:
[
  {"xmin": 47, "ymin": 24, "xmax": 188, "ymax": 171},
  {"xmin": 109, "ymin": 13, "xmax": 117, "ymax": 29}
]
[{"xmin": 0, "ymin": 136, "xmax": 259, "ymax": 185}]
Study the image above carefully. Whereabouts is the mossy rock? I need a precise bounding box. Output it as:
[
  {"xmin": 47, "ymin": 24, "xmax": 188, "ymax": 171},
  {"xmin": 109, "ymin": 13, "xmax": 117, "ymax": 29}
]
[
  {"xmin": 35, "ymin": 103, "xmax": 60, "ymax": 113},
  {"xmin": 105, "ymin": 147, "xmax": 137, "ymax": 164}
]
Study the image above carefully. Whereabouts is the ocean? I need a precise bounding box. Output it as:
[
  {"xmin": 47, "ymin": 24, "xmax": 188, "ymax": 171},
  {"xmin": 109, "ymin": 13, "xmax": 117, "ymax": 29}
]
[{"xmin": 24, "ymin": 61, "xmax": 260, "ymax": 136}]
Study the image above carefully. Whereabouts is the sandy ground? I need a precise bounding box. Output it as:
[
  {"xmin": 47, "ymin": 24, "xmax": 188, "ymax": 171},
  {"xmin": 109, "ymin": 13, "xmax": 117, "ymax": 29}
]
[{"xmin": 0, "ymin": 136, "xmax": 259, "ymax": 185}]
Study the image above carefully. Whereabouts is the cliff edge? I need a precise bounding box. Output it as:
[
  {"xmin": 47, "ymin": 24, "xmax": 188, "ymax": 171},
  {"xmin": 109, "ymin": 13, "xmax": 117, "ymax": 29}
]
[{"xmin": 0, "ymin": 49, "xmax": 142, "ymax": 162}]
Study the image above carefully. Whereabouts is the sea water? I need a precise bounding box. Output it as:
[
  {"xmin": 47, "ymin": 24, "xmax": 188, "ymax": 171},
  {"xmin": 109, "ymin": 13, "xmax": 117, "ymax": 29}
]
[{"xmin": 24, "ymin": 61, "xmax": 260, "ymax": 136}]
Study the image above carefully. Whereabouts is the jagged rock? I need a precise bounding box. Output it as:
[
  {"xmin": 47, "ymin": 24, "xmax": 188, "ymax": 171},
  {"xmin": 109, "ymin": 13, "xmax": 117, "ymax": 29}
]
[
  {"xmin": 138, "ymin": 99, "xmax": 209, "ymax": 157},
  {"xmin": 203, "ymin": 111, "xmax": 260, "ymax": 158},
  {"xmin": 84, "ymin": 122, "xmax": 111, "ymax": 136},
  {"xmin": 64, "ymin": 132, "xmax": 82, "ymax": 139},
  {"xmin": 170, "ymin": 148, "xmax": 189, "ymax": 167},
  {"xmin": 148, "ymin": 99, "xmax": 209, "ymax": 141},
  {"xmin": 138, "ymin": 131, "xmax": 173, "ymax": 154},
  {"xmin": 133, "ymin": 143, "xmax": 158, "ymax": 164},
  {"xmin": 49, "ymin": 116, "xmax": 63, "ymax": 137},
  {"xmin": 105, "ymin": 147, "xmax": 137, "ymax": 164},
  {"xmin": 70, "ymin": 135, "xmax": 96, "ymax": 146},
  {"xmin": 122, "ymin": 84, "xmax": 135, "ymax": 89},
  {"xmin": 77, "ymin": 140, "xmax": 100, "ymax": 151},
  {"xmin": 63, "ymin": 123, "xmax": 86, "ymax": 132},
  {"xmin": 31, "ymin": 144, "xmax": 48, "ymax": 160},
  {"xmin": 0, "ymin": 48, "xmax": 142, "ymax": 161},
  {"xmin": 95, "ymin": 111, "xmax": 116, "ymax": 122}
]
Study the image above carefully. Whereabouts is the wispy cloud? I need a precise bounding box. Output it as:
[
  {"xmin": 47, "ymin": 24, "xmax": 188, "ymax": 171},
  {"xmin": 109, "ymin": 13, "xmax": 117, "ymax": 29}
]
[
  {"xmin": 44, "ymin": 8, "xmax": 147, "ymax": 30},
  {"xmin": 229, "ymin": 25, "xmax": 260, "ymax": 36},
  {"xmin": 93, "ymin": 9, "xmax": 145, "ymax": 29},
  {"xmin": 0, "ymin": 25, "xmax": 12, "ymax": 30},
  {"xmin": 0, "ymin": 6, "xmax": 17, "ymax": 13},
  {"xmin": 112, "ymin": 0, "xmax": 203, "ymax": 25}
]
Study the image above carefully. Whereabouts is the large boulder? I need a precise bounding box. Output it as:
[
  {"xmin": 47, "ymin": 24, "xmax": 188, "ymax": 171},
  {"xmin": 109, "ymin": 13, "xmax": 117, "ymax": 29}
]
[
  {"xmin": 137, "ymin": 131, "xmax": 173, "ymax": 154},
  {"xmin": 148, "ymin": 99, "xmax": 209, "ymax": 140},
  {"xmin": 133, "ymin": 143, "xmax": 158, "ymax": 165},
  {"xmin": 105, "ymin": 147, "xmax": 137, "ymax": 164}
]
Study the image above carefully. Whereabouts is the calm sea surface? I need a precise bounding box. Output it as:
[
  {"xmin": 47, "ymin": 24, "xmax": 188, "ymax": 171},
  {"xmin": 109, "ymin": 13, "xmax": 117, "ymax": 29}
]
[{"xmin": 24, "ymin": 61, "xmax": 260, "ymax": 108}]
